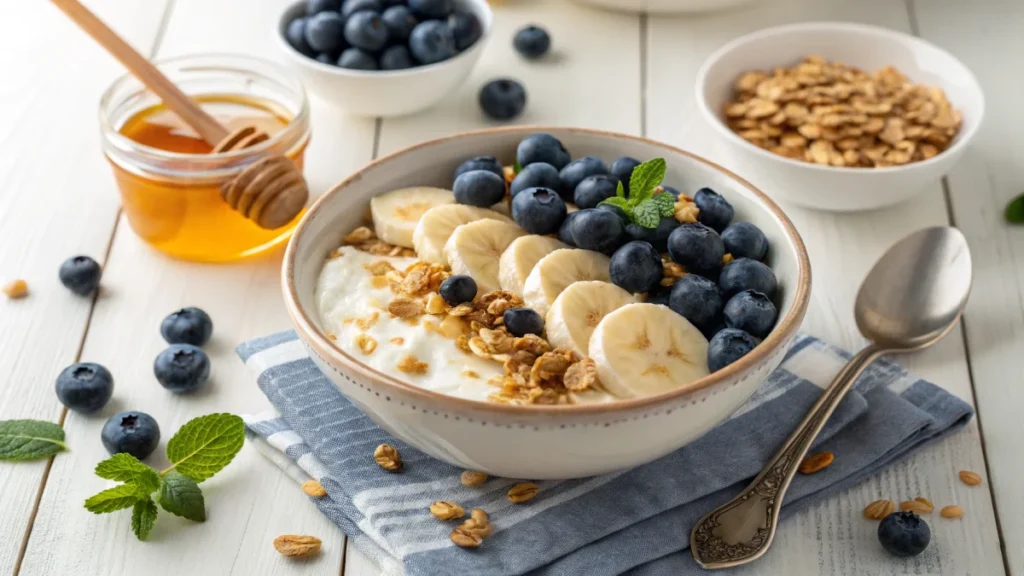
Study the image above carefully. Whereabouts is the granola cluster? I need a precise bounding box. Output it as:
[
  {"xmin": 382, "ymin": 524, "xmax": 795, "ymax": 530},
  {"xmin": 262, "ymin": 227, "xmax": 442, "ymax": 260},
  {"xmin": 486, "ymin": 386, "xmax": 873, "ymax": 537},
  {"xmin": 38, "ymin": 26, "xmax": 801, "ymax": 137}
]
[
  {"xmin": 336, "ymin": 226, "xmax": 416, "ymax": 258},
  {"xmin": 724, "ymin": 56, "xmax": 962, "ymax": 168},
  {"xmin": 672, "ymin": 193, "xmax": 700, "ymax": 224}
]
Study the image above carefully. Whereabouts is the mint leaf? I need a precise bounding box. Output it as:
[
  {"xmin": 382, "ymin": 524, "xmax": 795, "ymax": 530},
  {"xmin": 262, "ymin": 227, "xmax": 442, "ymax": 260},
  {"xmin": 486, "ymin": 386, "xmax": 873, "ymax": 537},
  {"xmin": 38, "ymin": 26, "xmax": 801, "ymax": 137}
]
[
  {"xmin": 616, "ymin": 180, "xmax": 626, "ymax": 199},
  {"xmin": 158, "ymin": 471, "xmax": 206, "ymax": 522},
  {"xmin": 165, "ymin": 413, "xmax": 244, "ymax": 482},
  {"xmin": 599, "ymin": 197, "xmax": 633, "ymax": 218},
  {"xmin": 513, "ymin": 159, "xmax": 523, "ymax": 174},
  {"xmin": 627, "ymin": 158, "xmax": 667, "ymax": 204},
  {"xmin": 0, "ymin": 419, "xmax": 68, "ymax": 461},
  {"xmin": 96, "ymin": 453, "xmax": 160, "ymax": 491},
  {"xmin": 633, "ymin": 199, "xmax": 662, "ymax": 228},
  {"xmin": 1006, "ymin": 193, "xmax": 1024, "ymax": 224},
  {"xmin": 85, "ymin": 483, "xmax": 142, "ymax": 514},
  {"xmin": 652, "ymin": 192, "xmax": 676, "ymax": 217},
  {"xmin": 132, "ymin": 499, "xmax": 158, "ymax": 541}
]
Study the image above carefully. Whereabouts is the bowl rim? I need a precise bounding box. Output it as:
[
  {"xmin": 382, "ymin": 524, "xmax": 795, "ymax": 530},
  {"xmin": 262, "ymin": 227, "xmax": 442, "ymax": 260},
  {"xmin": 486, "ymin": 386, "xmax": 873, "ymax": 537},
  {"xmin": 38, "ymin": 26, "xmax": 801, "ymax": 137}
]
[
  {"xmin": 695, "ymin": 20, "xmax": 986, "ymax": 175},
  {"xmin": 282, "ymin": 126, "xmax": 812, "ymax": 416},
  {"xmin": 275, "ymin": 0, "xmax": 493, "ymax": 78}
]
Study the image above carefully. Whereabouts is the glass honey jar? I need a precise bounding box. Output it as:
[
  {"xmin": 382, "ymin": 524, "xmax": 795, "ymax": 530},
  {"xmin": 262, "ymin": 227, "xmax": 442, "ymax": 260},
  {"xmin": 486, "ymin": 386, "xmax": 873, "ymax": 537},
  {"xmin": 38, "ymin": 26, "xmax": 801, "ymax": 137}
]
[{"xmin": 99, "ymin": 55, "xmax": 311, "ymax": 262}]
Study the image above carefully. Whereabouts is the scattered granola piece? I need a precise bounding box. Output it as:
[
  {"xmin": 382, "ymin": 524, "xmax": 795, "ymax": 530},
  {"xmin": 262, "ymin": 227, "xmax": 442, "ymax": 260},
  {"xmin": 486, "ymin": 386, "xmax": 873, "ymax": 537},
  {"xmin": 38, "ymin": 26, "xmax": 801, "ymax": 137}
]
[
  {"xmin": 343, "ymin": 227, "xmax": 374, "ymax": 245},
  {"xmin": 301, "ymin": 480, "xmax": 328, "ymax": 498},
  {"xmin": 563, "ymin": 358, "xmax": 599, "ymax": 392},
  {"xmin": 450, "ymin": 526, "xmax": 483, "ymax": 548},
  {"xmin": 370, "ymin": 275, "xmax": 389, "ymax": 289},
  {"xmin": 354, "ymin": 333, "xmax": 377, "ymax": 355},
  {"xmin": 374, "ymin": 444, "xmax": 401, "ymax": 471},
  {"xmin": 940, "ymin": 504, "xmax": 964, "ymax": 519},
  {"xmin": 364, "ymin": 260, "xmax": 396, "ymax": 276},
  {"xmin": 863, "ymin": 499, "xmax": 896, "ymax": 520},
  {"xmin": 460, "ymin": 370, "xmax": 480, "ymax": 379},
  {"xmin": 959, "ymin": 470, "xmax": 982, "ymax": 486},
  {"xmin": 355, "ymin": 311, "xmax": 380, "ymax": 331},
  {"xmin": 425, "ymin": 292, "xmax": 447, "ymax": 315},
  {"xmin": 461, "ymin": 470, "xmax": 488, "ymax": 487},
  {"xmin": 797, "ymin": 451, "xmax": 835, "ymax": 474},
  {"xmin": 513, "ymin": 334, "xmax": 551, "ymax": 356},
  {"xmin": 430, "ymin": 500, "xmax": 465, "ymax": 520},
  {"xmin": 389, "ymin": 337, "xmax": 405, "ymax": 346},
  {"xmin": 397, "ymin": 354, "xmax": 428, "ymax": 375},
  {"xmin": 450, "ymin": 508, "xmax": 492, "ymax": 548},
  {"xmin": 273, "ymin": 535, "xmax": 322, "ymax": 557},
  {"xmin": 722, "ymin": 253, "xmax": 734, "ymax": 265},
  {"xmin": 900, "ymin": 500, "xmax": 932, "ymax": 514},
  {"xmin": 3, "ymin": 279, "xmax": 28, "ymax": 299},
  {"xmin": 508, "ymin": 482, "xmax": 539, "ymax": 503},
  {"xmin": 914, "ymin": 497, "xmax": 934, "ymax": 512},
  {"xmin": 388, "ymin": 297, "xmax": 424, "ymax": 319},
  {"xmin": 449, "ymin": 303, "xmax": 475, "ymax": 316}
]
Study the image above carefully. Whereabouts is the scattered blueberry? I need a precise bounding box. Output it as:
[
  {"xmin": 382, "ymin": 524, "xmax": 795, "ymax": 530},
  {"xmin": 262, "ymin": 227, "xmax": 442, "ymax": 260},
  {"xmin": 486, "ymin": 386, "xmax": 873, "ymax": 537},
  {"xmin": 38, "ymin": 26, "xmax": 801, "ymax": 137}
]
[
  {"xmin": 625, "ymin": 216, "xmax": 680, "ymax": 253},
  {"xmin": 610, "ymin": 156, "xmax": 640, "ymax": 194},
  {"xmin": 721, "ymin": 222, "xmax": 768, "ymax": 261},
  {"xmin": 381, "ymin": 5, "xmax": 419, "ymax": 43},
  {"xmin": 305, "ymin": 11, "xmax": 347, "ymax": 54},
  {"xmin": 307, "ymin": 0, "xmax": 341, "ymax": 14},
  {"xmin": 707, "ymin": 328, "xmax": 760, "ymax": 372},
  {"xmin": 439, "ymin": 275, "xmax": 477, "ymax": 305},
  {"xmin": 154, "ymin": 344, "xmax": 211, "ymax": 394},
  {"xmin": 517, "ymin": 133, "xmax": 570, "ymax": 171},
  {"xmin": 669, "ymin": 274, "xmax": 723, "ymax": 333},
  {"xmin": 380, "ymin": 44, "xmax": 414, "ymax": 69},
  {"xmin": 719, "ymin": 258, "xmax": 777, "ymax": 299},
  {"xmin": 448, "ymin": 11, "xmax": 482, "ymax": 51},
  {"xmin": 513, "ymin": 25, "xmax": 550, "ymax": 59},
  {"xmin": 596, "ymin": 202, "xmax": 629, "ymax": 222},
  {"xmin": 512, "ymin": 188, "xmax": 567, "ymax": 235},
  {"xmin": 338, "ymin": 47, "xmax": 378, "ymax": 70},
  {"xmin": 453, "ymin": 170, "xmax": 506, "ymax": 207},
  {"xmin": 345, "ymin": 10, "xmax": 389, "ymax": 52},
  {"xmin": 454, "ymin": 156, "xmax": 503, "ymax": 181},
  {"xmin": 409, "ymin": 20, "xmax": 457, "ymax": 64},
  {"xmin": 570, "ymin": 208, "xmax": 626, "ymax": 254},
  {"xmin": 511, "ymin": 162, "xmax": 562, "ymax": 199},
  {"xmin": 559, "ymin": 157, "xmax": 608, "ymax": 196},
  {"xmin": 160, "ymin": 307, "xmax": 213, "ymax": 347},
  {"xmin": 574, "ymin": 175, "xmax": 619, "ymax": 209},
  {"xmin": 286, "ymin": 18, "xmax": 316, "ymax": 57},
  {"xmin": 610, "ymin": 241, "xmax": 662, "ymax": 293},
  {"xmin": 101, "ymin": 411, "xmax": 160, "ymax": 460},
  {"xmin": 409, "ymin": 0, "xmax": 454, "ymax": 19},
  {"xmin": 647, "ymin": 289, "xmax": 672, "ymax": 307},
  {"xmin": 723, "ymin": 290, "xmax": 777, "ymax": 338},
  {"xmin": 558, "ymin": 211, "xmax": 580, "ymax": 247},
  {"xmin": 503, "ymin": 308, "xmax": 544, "ymax": 337},
  {"xmin": 55, "ymin": 362, "xmax": 113, "ymax": 414},
  {"xmin": 479, "ymin": 78, "xmax": 527, "ymax": 120},
  {"xmin": 667, "ymin": 222, "xmax": 725, "ymax": 273},
  {"xmin": 694, "ymin": 187, "xmax": 734, "ymax": 232},
  {"xmin": 341, "ymin": 0, "xmax": 382, "ymax": 17},
  {"xmin": 59, "ymin": 255, "xmax": 101, "ymax": 296},
  {"xmin": 878, "ymin": 511, "xmax": 931, "ymax": 557},
  {"xmin": 315, "ymin": 52, "xmax": 335, "ymax": 64}
]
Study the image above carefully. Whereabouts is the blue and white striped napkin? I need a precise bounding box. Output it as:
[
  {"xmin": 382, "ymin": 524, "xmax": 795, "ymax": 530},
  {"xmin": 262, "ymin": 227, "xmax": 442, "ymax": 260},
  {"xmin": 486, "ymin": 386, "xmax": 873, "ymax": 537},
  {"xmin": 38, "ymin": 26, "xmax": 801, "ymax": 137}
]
[{"xmin": 239, "ymin": 331, "xmax": 972, "ymax": 576}]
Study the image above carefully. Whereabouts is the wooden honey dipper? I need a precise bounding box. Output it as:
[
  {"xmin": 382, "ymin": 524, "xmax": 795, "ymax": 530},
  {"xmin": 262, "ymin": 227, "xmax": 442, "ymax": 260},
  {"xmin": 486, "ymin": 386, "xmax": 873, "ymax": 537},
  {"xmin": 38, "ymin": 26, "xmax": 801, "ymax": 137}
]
[{"xmin": 53, "ymin": 0, "xmax": 309, "ymax": 230}]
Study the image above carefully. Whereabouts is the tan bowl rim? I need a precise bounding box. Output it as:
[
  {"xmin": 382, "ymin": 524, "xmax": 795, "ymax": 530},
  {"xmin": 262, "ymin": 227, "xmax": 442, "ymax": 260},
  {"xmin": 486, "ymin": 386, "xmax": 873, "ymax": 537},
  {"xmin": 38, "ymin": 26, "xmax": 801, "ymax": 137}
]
[{"xmin": 282, "ymin": 126, "xmax": 812, "ymax": 416}]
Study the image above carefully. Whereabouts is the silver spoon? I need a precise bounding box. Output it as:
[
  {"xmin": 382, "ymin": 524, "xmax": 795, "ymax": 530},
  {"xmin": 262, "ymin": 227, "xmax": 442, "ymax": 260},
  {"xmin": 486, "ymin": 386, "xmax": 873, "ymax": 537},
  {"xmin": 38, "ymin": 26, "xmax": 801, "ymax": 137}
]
[{"xmin": 690, "ymin": 226, "xmax": 972, "ymax": 569}]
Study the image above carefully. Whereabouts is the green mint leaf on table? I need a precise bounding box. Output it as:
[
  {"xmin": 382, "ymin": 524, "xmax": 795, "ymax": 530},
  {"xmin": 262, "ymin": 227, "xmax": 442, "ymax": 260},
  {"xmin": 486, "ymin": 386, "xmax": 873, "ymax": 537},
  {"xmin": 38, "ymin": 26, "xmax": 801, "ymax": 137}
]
[
  {"xmin": 599, "ymin": 196, "xmax": 633, "ymax": 218},
  {"xmin": 1006, "ymin": 193, "xmax": 1024, "ymax": 224},
  {"xmin": 85, "ymin": 483, "xmax": 145, "ymax": 514},
  {"xmin": 95, "ymin": 453, "xmax": 160, "ymax": 488},
  {"xmin": 164, "ymin": 413, "xmax": 244, "ymax": 482},
  {"xmin": 616, "ymin": 180, "xmax": 626, "ymax": 199},
  {"xmin": 652, "ymin": 191, "xmax": 676, "ymax": 217},
  {"xmin": 158, "ymin": 471, "xmax": 206, "ymax": 522},
  {"xmin": 627, "ymin": 158, "xmax": 667, "ymax": 204},
  {"xmin": 132, "ymin": 499, "xmax": 158, "ymax": 541},
  {"xmin": 0, "ymin": 419, "xmax": 68, "ymax": 461},
  {"xmin": 633, "ymin": 199, "xmax": 662, "ymax": 229}
]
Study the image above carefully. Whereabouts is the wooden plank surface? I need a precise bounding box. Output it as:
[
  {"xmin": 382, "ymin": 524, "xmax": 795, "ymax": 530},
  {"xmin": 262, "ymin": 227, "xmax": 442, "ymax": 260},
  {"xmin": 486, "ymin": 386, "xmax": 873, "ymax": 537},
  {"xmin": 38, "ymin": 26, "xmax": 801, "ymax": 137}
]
[{"xmin": 0, "ymin": 1, "xmax": 169, "ymax": 573}]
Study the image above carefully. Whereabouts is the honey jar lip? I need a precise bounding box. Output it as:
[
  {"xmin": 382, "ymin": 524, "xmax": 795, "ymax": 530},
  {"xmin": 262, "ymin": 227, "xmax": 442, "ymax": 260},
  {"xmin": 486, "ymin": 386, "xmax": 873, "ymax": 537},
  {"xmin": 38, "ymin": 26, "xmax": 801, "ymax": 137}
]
[{"xmin": 98, "ymin": 53, "xmax": 310, "ymax": 162}]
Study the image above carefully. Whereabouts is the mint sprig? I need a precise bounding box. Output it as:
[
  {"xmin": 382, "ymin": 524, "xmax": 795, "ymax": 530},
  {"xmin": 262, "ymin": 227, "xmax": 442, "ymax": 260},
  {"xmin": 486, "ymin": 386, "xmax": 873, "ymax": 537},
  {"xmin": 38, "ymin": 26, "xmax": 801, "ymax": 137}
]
[
  {"xmin": 598, "ymin": 158, "xmax": 674, "ymax": 229},
  {"xmin": 0, "ymin": 419, "xmax": 68, "ymax": 461},
  {"xmin": 84, "ymin": 413, "xmax": 244, "ymax": 541}
]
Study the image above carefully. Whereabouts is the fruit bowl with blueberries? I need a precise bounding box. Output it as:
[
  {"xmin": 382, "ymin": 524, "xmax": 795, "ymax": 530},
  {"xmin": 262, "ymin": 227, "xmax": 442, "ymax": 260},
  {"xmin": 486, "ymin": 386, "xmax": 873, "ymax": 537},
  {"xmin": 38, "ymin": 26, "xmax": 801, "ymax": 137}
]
[
  {"xmin": 277, "ymin": 0, "xmax": 492, "ymax": 117},
  {"xmin": 284, "ymin": 127, "xmax": 811, "ymax": 479}
]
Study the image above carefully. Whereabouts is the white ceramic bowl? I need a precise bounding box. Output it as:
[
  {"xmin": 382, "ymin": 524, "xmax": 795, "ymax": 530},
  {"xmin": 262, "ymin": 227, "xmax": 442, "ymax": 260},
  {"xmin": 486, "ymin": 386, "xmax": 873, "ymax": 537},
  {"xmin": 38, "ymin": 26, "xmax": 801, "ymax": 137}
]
[
  {"xmin": 275, "ymin": 0, "xmax": 492, "ymax": 117},
  {"xmin": 697, "ymin": 22, "xmax": 985, "ymax": 211},
  {"xmin": 283, "ymin": 127, "xmax": 811, "ymax": 479},
  {"xmin": 570, "ymin": 0, "xmax": 758, "ymax": 13}
]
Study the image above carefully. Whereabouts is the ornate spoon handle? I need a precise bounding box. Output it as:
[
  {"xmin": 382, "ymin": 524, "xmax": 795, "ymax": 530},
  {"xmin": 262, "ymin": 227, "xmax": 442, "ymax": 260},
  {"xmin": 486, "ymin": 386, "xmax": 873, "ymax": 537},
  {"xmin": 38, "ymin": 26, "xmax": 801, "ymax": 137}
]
[{"xmin": 690, "ymin": 343, "xmax": 884, "ymax": 569}]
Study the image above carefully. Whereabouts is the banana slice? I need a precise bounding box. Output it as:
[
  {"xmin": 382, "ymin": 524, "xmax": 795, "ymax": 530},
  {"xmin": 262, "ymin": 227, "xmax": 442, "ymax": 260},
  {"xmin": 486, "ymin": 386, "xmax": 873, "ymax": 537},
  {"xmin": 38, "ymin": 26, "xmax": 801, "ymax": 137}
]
[
  {"xmin": 498, "ymin": 235, "xmax": 568, "ymax": 295},
  {"xmin": 370, "ymin": 187, "xmax": 454, "ymax": 248},
  {"xmin": 545, "ymin": 281, "xmax": 636, "ymax": 356},
  {"xmin": 522, "ymin": 249, "xmax": 610, "ymax": 318},
  {"xmin": 589, "ymin": 303, "xmax": 710, "ymax": 398},
  {"xmin": 413, "ymin": 204, "xmax": 511, "ymax": 264},
  {"xmin": 445, "ymin": 219, "xmax": 526, "ymax": 294}
]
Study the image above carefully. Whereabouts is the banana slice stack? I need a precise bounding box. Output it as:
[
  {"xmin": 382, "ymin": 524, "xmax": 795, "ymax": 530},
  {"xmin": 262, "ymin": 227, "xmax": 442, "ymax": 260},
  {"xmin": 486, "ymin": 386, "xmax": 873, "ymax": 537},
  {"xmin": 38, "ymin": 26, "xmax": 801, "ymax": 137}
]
[
  {"xmin": 545, "ymin": 281, "xmax": 636, "ymax": 356},
  {"xmin": 523, "ymin": 249, "xmax": 611, "ymax": 318},
  {"xmin": 498, "ymin": 235, "xmax": 568, "ymax": 295},
  {"xmin": 413, "ymin": 204, "xmax": 511, "ymax": 264},
  {"xmin": 445, "ymin": 219, "xmax": 526, "ymax": 294}
]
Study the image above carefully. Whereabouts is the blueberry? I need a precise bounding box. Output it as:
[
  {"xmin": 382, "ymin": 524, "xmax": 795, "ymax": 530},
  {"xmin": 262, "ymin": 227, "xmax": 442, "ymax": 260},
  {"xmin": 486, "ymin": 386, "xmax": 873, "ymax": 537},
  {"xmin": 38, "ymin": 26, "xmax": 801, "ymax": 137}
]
[
  {"xmin": 596, "ymin": 202, "xmax": 629, "ymax": 223},
  {"xmin": 723, "ymin": 290, "xmax": 777, "ymax": 338},
  {"xmin": 610, "ymin": 241, "xmax": 662, "ymax": 293},
  {"xmin": 380, "ymin": 44, "xmax": 414, "ymax": 69},
  {"xmin": 453, "ymin": 170, "xmax": 506, "ymax": 207},
  {"xmin": 511, "ymin": 162, "xmax": 562, "ymax": 199},
  {"xmin": 286, "ymin": 18, "xmax": 316, "ymax": 57},
  {"xmin": 694, "ymin": 187, "xmax": 733, "ymax": 232},
  {"xmin": 667, "ymin": 222, "xmax": 724, "ymax": 273},
  {"xmin": 55, "ymin": 362, "xmax": 113, "ymax": 414},
  {"xmin": 513, "ymin": 25, "xmax": 550, "ymax": 59},
  {"xmin": 503, "ymin": 308, "xmax": 544, "ymax": 337},
  {"xmin": 315, "ymin": 52, "xmax": 336, "ymax": 64},
  {"xmin": 558, "ymin": 158, "xmax": 607, "ymax": 198},
  {"xmin": 558, "ymin": 211, "xmax": 580, "ymax": 246},
  {"xmin": 448, "ymin": 11, "xmax": 482, "ymax": 51},
  {"xmin": 669, "ymin": 274, "xmax": 723, "ymax": 333},
  {"xmin": 408, "ymin": 0, "xmax": 453, "ymax": 18},
  {"xmin": 59, "ymin": 255, "xmax": 101, "ymax": 296},
  {"xmin": 625, "ymin": 217, "xmax": 679, "ymax": 254},
  {"xmin": 878, "ymin": 511, "xmax": 931, "ymax": 557},
  {"xmin": 409, "ymin": 20, "xmax": 457, "ymax": 64},
  {"xmin": 570, "ymin": 208, "xmax": 626, "ymax": 255},
  {"xmin": 307, "ymin": 0, "xmax": 341, "ymax": 14},
  {"xmin": 707, "ymin": 328, "xmax": 760, "ymax": 372},
  {"xmin": 512, "ymin": 188, "xmax": 566, "ymax": 235},
  {"xmin": 342, "ymin": 0, "xmax": 382, "ymax": 17},
  {"xmin": 160, "ymin": 307, "xmax": 213, "ymax": 347},
  {"xmin": 101, "ymin": 411, "xmax": 160, "ymax": 460},
  {"xmin": 439, "ymin": 275, "xmax": 477, "ymax": 305},
  {"xmin": 647, "ymin": 288, "xmax": 672, "ymax": 307},
  {"xmin": 478, "ymin": 78, "xmax": 526, "ymax": 120},
  {"xmin": 722, "ymin": 222, "xmax": 768, "ymax": 261},
  {"xmin": 719, "ymin": 258, "xmax": 777, "ymax": 299},
  {"xmin": 454, "ymin": 156, "xmax": 503, "ymax": 181},
  {"xmin": 344, "ymin": 10, "xmax": 388, "ymax": 52},
  {"xmin": 154, "ymin": 344, "xmax": 211, "ymax": 394},
  {"xmin": 573, "ymin": 175, "xmax": 619, "ymax": 209},
  {"xmin": 381, "ymin": 5, "xmax": 418, "ymax": 43},
  {"xmin": 610, "ymin": 156, "xmax": 640, "ymax": 194},
  {"xmin": 338, "ymin": 47, "xmax": 378, "ymax": 69},
  {"xmin": 305, "ymin": 11, "xmax": 347, "ymax": 54},
  {"xmin": 517, "ymin": 133, "xmax": 570, "ymax": 171}
]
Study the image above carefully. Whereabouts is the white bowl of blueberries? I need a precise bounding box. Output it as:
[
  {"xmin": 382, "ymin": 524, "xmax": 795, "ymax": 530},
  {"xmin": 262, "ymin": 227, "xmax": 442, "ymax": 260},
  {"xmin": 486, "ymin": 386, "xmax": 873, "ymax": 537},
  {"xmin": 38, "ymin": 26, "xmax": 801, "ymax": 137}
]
[{"xmin": 278, "ymin": 0, "xmax": 492, "ymax": 117}]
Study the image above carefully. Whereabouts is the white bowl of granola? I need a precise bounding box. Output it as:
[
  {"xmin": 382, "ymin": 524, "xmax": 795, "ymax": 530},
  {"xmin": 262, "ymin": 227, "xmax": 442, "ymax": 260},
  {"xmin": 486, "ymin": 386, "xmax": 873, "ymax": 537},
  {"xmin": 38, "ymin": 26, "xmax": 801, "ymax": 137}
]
[
  {"xmin": 696, "ymin": 21, "xmax": 984, "ymax": 211},
  {"xmin": 283, "ymin": 127, "xmax": 810, "ymax": 479}
]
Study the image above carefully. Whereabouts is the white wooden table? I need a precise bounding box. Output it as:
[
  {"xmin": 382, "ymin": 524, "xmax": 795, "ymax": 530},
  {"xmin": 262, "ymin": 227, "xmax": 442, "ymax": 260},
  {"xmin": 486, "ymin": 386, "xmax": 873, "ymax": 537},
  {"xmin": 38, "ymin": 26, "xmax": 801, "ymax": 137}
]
[{"xmin": 1, "ymin": 0, "xmax": 1019, "ymax": 574}]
